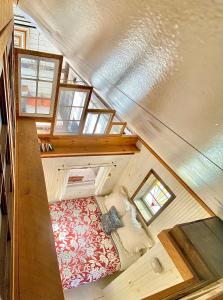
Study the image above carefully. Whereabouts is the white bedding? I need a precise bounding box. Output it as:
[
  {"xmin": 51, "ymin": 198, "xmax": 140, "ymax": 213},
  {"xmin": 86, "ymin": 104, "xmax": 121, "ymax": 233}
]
[{"xmin": 96, "ymin": 196, "xmax": 141, "ymax": 271}]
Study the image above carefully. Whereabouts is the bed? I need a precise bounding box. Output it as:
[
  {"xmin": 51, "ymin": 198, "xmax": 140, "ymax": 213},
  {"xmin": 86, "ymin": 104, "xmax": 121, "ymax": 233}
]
[
  {"xmin": 49, "ymin": 194, "xmax": 148, "ymax": 289},
  {"xmin": 49, "ymin": 191, "xmax": 151, "ymax": 289}
]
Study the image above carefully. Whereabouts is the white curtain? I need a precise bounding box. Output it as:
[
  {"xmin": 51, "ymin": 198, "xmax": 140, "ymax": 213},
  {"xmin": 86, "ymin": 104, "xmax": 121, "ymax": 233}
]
[
  {"xmin": 55, "ymin": 168, "xmax": 70, "ymax": 201},
  {"xmin": 95, "ymin": 166, "xmax": 111, "ymax": 196}
]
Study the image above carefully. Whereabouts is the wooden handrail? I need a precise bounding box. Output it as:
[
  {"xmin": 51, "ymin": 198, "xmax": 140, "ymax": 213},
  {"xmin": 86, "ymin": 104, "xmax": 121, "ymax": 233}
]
[{"xmin": 14, "ymin": 119, "xmax": 64, "ymax": 300}]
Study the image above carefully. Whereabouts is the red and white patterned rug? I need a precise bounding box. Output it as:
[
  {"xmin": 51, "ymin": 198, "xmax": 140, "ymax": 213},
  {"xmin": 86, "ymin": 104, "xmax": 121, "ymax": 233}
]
[{"xmin": 49, "ymin": 196, "xmax": 121, "ymax": 289}]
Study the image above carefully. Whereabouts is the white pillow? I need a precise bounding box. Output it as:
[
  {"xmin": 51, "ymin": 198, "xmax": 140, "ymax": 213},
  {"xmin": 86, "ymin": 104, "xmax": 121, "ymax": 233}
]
[
  {"xmin": 117, "ymin": 226, "xmax": 151, "ymax": 253},
  {"xmin": 121, "ymin": 207, "xmax": 142, "ymax": 229},
  {"xmin": 104, "ymin": 187, "xmax": 131, "ymax": 217},
  {"xmin": 117, "ymin": 209, "xmax": 152, "ymax": 253}
]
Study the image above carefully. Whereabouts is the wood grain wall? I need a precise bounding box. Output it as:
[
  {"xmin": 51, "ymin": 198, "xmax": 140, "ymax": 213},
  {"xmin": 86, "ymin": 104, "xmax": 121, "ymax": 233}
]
[{"xmin": 115, "ymin": 142, "xmax": 211, "ymax": 241}]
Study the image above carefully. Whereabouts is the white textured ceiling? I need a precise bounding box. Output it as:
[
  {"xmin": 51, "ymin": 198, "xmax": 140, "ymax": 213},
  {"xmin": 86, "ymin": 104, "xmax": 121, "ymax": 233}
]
[{"xmin": 19, "ymin": 0, "xmax": 223, "ymax": 217}]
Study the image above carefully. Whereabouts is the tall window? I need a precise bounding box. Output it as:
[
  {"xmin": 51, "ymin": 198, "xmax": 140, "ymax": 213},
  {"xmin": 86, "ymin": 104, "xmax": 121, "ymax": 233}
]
[{"xmin": 132, "ymin": 170, "xmax": 175, "ymax": 224}]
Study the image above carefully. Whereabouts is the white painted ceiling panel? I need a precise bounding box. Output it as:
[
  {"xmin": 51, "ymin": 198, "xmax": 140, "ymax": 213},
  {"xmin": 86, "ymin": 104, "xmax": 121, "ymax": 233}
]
[{"xmin": 19, "ymin": 0, "xmax": 223, "ymax": 216}]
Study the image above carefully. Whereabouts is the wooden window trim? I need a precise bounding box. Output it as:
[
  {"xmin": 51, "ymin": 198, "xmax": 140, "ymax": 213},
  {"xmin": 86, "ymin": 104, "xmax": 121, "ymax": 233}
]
[
  {"xmin": 131, "ymin": 169, "xmax": 176, "ymax": 226},
  {"xmin": 107, "ymin": 121, "xmax": 127, "ymax": 136}
]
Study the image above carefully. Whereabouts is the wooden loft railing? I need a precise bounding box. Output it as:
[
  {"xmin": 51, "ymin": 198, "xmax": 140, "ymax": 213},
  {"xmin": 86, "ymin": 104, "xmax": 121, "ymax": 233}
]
[{"xmin": 15, "ymin": 119, "xmax": 64, "ymax": 300}]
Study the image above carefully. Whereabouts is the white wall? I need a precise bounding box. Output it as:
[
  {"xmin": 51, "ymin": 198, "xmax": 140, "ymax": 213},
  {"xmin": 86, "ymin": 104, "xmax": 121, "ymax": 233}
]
[
  {"xmin": 103, "ymin": 242, "xmax": 183, "ymax": 300},
  {"xmin": 42, "ymin": 155, "xmax": 131, "ymax": 203},
  {"xmin": 115, "ymin": 142, "xmax": 211, "ymax": 242},
  {"xmin": 28, "ymin": 27, "xmax": 61, "ymax": 54}
]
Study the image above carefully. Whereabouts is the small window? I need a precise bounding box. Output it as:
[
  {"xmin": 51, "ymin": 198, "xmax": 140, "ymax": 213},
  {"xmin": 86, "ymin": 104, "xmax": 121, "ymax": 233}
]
[
  {"xmin": 83, "ymin": 110, "xmax": 113, "ymax": 135},
  {"xmin": 14, "ymin": 28, "xmax": 28, "ymax": 49},
  {"xmin": 131, "ymin": 170, "xmax": 175, "ymax": 224},
  {"xmin": 109, "ymin": 122, "xmax": 126, "ymax": 135},
  {"xmin": 36, "ymin": 122, "xmax": 51, "ymax": 135}
]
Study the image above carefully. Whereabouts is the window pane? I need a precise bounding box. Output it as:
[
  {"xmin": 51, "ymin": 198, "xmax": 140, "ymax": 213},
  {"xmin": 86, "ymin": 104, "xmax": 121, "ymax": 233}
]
[
  {"xmin": 59, "ymin": 90, "xmax": 87, "ymax": 107},
  {"xmin": 39, "ymin": 60, "xmax": 55, "ymax": 81},
  {"xmin": 37, "ymin": 81, "xmax": 53, "ymax": 99},
  {"xmin": 95, "ymin": 113, "xmax": 110, "ymax": 134},
  {"xmin": 144, "ymin": 193, "xmax": 160, "ymax": 214},
  {"xmin": 73, "ymin": 91, "xmax": 87, "ymax": 107},
  {"xmin": 21, "ymin": 98, "xmax": 36, "ymax": 113},
  {"xmin": 70, "ymin": 107, "xmax": 83, "ymax": 120},
  {"xmin": 21, "ymin": 58, "xmax": 38, "ymax": 79},
  {"xmin": 36, "ymin": 99, "xmax": 51, "ymax": 114},
  {"xmin": 60, "ymin": 90, "xmax": 75, "ymax": 106},
  {"xmin": 57, "ymin": 106, "xmax": 83, "ymax": 121},
  {"xmin": 110, "ymin": 124, "xmax": 123, "ymax": 134},
  {"xmin": 54, "ymin": 120, "xmax": 80, "ymax": 135},
  {"xmin": 83, "ymin": 113, "xmax": 98, "ymax": 134},
  {"xmin": 36, "ymin": 122, "xmax": 51, "ymax": 134},
  {"xmin": 134, "ymin": 198, "xmax": 152, "ymax": 222},
  {"xmin": 57, "ymin": 106, "xmax": 71, "ymax": 121},
  {"xmin": 21, "ymin": 79, "xmax": 36, "ymax": 97}
]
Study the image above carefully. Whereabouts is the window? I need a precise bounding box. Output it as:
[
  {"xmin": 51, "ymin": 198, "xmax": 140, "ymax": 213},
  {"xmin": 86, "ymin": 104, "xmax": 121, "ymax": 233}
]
[
  {"xmin": 36, "ymin": 122, "xmax": 51, "ymax": 135},
  {"xmin": 54, "ymin": 86, "xmax": 91, "ymax": 135},
  {"xmin": 109, "ymin": 122, "xmax": 126, "ymax": 135},
  {"xmin": 83, "ymin": 110, "xmax": 114, "ymax": 135},
  {"xmin": 18, "ymin": 53, "xmax": 60, "ymax": 117},
  {"xmin": 131, "ymin": 170, "xmax": 175, "ymax": 224},
  {"xmin": 14, "ymin": 27, "xmax": 28, "ymax": 49}
]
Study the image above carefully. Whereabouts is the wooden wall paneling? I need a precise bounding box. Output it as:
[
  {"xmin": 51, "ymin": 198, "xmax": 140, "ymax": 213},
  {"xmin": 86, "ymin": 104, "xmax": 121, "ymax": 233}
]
[
  {"xmin": 0, "ymin": 0, "xmax": 13, "ymax": 33},
  {"xmin": 15, "ymin": 118, "xmax": 64, "ymax": 300},
  {"xmin": 0, "ymin": 21, "xmax": 13, "ymax": 76},
  {"xmin": 0, "ymin": 216, "xmax": 9, "ymax": 299}
]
